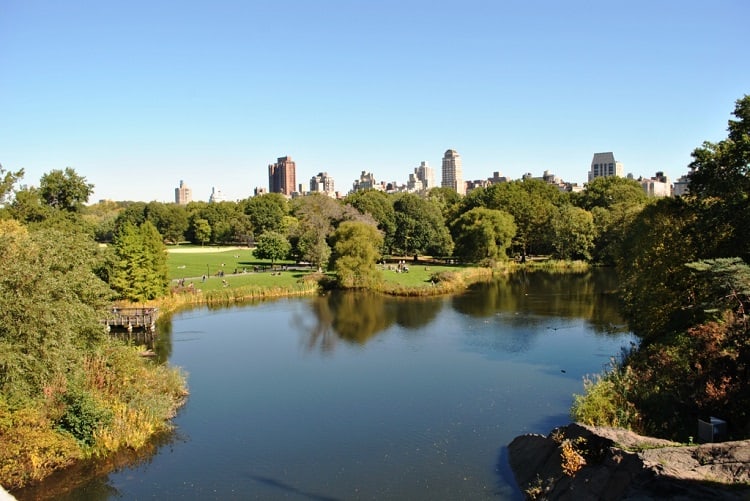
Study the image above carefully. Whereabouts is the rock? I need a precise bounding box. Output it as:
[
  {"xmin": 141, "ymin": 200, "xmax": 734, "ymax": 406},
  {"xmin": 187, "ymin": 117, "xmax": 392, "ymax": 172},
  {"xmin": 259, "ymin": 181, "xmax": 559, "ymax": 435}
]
[{"xmin": 508, "ymin": 423, "xmax": 750, "ymax": 500}]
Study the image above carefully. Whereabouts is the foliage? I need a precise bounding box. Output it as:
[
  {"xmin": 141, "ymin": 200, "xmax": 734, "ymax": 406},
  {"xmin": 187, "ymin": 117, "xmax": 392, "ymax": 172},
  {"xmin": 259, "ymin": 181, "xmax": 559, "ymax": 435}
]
[
  {"xmin": 579, "ymin": 95, "xmax": 750, "ymax": 441},
  {"xmin": 687, "ymin": 95, "xmax": 750, "ymax": 261},
  {"xmin": 242, "ymin": 193, "xmax": 289, "ymax": 236},
  {"xmin": 617, "ymin": 198, "xmax": 701, "ymax": 340},
  {"xmin": 0, "ymin": 220, "xmax": 113, "ymax": 398},
  {"xmin": 685, "ymin": 258, "xmax": 750, "ymax": 321},
  {"xmin": 551, "ymin": 205, "xmax": 596, "ymax": 260},
  {"xmin": 392, "ymin": 193, "xmax": 453, "ymax": 257},
  {"xmin": 571, "ymin": 361, "xmax": 641, "ymax": 431},
  {"xmin": 289, "ymin": 193, "xmax": 356, "ymax": 269},
  {"xmin": 191, "ymin": 217, "xmax": 212, "ymax": 246},
  {"xmin": 109, "ymin": 221, "xmax": 169, "ymax": 302},
  {"xmin": 449, "ymin": 207, "xmax": 516, "ymax": 263},
  {"xmin": 56, "ymin": 385, "xmax": 112, "ymax": 446},
  {"xmin": 331, "ymin": 221, "xmax": 383, "ymax": 288},
  {"xmin": 426, "ymin": 186, "xmax": 463, "ymax": 223},
  {"xmin": 576, "ymin": 176, "xmax": 647, "ymax": 211},
  {"xmin": 0, "ymin": 213, "xmax": 187, "ymax": 489},
  {"xmin": 0, "ymin": 163, "xmax": 23, "ymax": 206},
  {"xmin": 460, "ymin": 179, "xmax": 560, "ymax": 257},
  {"xmin": 345, "ymin": 189, "xmax": 397, "ymax": 253},
  {"xmin": 8, "ymin": 186, "xmax": 54, "ymax": 224},
  {"xmin": 688, "ymin": 94, "xmax": 750, "ymax": 201},
  {"xmin": 253, "ymin": 231, "xmax": 291, "ymax": 266},
  {"xmin": 590, "ymin": 202, "xmax": 643, "ymax": 265},
  {"xmin": 0, "ymin": 397, "xmax": 82, "ymax": 489},
  {"xmin": 38, "ymin": 167, "xmax": 93, "ymax": 212}
]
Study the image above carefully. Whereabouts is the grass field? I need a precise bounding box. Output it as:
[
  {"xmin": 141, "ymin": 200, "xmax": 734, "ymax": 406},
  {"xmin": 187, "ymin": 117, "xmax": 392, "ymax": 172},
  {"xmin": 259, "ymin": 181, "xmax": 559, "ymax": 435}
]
[{"xmin": 166, "ymin": 246, "xmax": 467, "ymax": 293}]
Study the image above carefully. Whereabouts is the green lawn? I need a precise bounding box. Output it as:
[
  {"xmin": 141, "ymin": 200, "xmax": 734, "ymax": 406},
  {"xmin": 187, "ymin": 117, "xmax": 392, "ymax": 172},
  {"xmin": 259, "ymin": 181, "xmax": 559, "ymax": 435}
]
[
  {"xmin": 167, "ymin": 246, "xmax": 467, "ymax": 293},
  {"xmin": 167, "ymin": 246, "xmax": 312, "ymax": 292}
]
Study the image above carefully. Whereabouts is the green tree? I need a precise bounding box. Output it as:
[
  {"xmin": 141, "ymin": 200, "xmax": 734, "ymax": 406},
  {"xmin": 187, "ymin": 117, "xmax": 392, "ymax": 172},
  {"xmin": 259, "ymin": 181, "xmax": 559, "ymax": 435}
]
[
  {"xmin": 253, "ymin": 231, "xmax": 291, "ymax": 267},
  {"xmin": 109, "ymin": 221, "xmax": 169, "ymax": 302},
  {"xmin": 392, "ymin": 193, "xmax": 453, "ymax": 257},
  {"xmin": 449, "ymin": 207, "xmax": 516, "ymax": 263},
  {"xmin": 687, "ymin": 94, "xmax": 750, "ymax": 260},
  {"xmin": 145, "ymin": 202, "xmax": 189, "ymax": 244},
  {"xmin": 461, "ymin": 180, "xmax": 559, "ymax": 257},
  {"xmin": 330, "ymin": 221, "xmax": 383, "ymax": 288},
  {"xmin": 688, "ymin": 95, "xmax": 750, "ymax": 201},
  {"xmin": 577, "ymin": 176, "xmax": 648, "ymax": 211},
  {"xmin": 8, "ymin": 186, "xmax": 52, "ymax": 223},
  {"xmin": 38, "ymin": 167, "xmax": 93, "ymax": 212},
  {"xmin": 0, "ymin": 163, "xmax": 23, "ymax": 207},
  {"xmin": 0, "ymin": 220, "xmax": 113, "ymax": 397},
  {"xmin": 551, "ymin": 205, "xmax": 596, "ymax": 260},
  {"xmin": 618, "ymin": 198, "xmax": 702, "ymax": 341},
  {"xmin": 345, "ymin": 189, "xmax": 396, "ymax": 253},
  {"xmin": 191, "ymin": 217, "xmax": 212, "ymax": 246},
  {"xmin": 242, "ymin": 193, "xmax": 289, "ymax": 236},
  {"xmin": 427, "ymin": 186, "xmax": 463, "ymax": 223}
]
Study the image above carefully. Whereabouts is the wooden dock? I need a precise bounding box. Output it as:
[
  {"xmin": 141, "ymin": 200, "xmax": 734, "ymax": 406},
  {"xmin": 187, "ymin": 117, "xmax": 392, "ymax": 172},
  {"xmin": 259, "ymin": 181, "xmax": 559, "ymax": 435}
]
[{"xmin": 105, "ymin": 307, "xmax": 159, "ymax": 334}]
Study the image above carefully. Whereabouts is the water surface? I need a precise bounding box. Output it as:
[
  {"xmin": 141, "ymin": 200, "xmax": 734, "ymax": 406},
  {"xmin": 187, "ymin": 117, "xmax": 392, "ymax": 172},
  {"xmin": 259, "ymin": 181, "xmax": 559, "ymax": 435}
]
[{"xmin": 20, "ymin": 270, "xmax": 635, "ymax": 500}]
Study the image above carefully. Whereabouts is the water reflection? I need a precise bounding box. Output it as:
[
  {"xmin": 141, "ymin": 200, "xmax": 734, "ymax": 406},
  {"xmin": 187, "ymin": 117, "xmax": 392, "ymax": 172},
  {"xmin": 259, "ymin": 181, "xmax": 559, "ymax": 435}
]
[
  {"xmin": 454, "ymin": 269, "xmax": 627, "ymax": 334},
  {"xmin": 14, "ymin": 431, "xmax": 180, "ymax": 501},
  {"xmin": 296, "ymin": 291, "xmax": 443, "ymax": 351},
  {"xmin": 292, "ymin": 270, "xmax": 627, "ymax": 353}
]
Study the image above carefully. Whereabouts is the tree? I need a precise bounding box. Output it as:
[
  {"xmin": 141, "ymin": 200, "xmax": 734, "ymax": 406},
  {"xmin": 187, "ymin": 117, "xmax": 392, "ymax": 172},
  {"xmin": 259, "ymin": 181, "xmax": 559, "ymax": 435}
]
[
  {"xmin": 38, "ymin": 167, "xmax": 93, "ymax": 212},
  {"xmin": 330, "ymin": 221, "xmax": 383, "ymax": 288},
  {"xmin": 0, "ymin": 220, "xmax": 113, "ymax": 397},
  {"xmin": 449, "ymin": 207, "xmax": 516, "ymax": 263},
  {"xmin": 242, "ymin": 193, "xmax": 289, "ymax": 236},
  {"xmin": 617, "ymin": 198, "xmax": 702, "ymax": 341},
  {"xmin": 551, "ymin": 205, "xmax": 596, "ymax": 260},
  {"xmin": 191, "ymin": 218, "xmax": 212, "ymax": 246},
  {"xmin": 345, "ymin": 190, "xmax": 396, "ymax": 253},
  {"xmin": 688, "ymin": 95, "xmax": 750, "ymax": 201},
  {"xmin": 109, "ymin": 221, "xmax": 169, "ymax": 302},
  {"xmin": 253, "ymin": 231, "xmax": 291, "ymax": 267},
  {"xmin": 145, "ymin": 202, "xmax": 189, "ymax": 244},
  {"xmin": 576, "ymin": 176, "xmax": 647, "ymax": 211},
  {"xmin": 0, "ymin": 163, "xmax": 23, "ymax": 206},
  {"xmin": 8, "ymin": 186, "xmax": 52, "ymax": 223},
  {"xmin": 392, "ymin": 193, "xmax": 453, "ymax": 257},
  {"xmin": 461, "ymin": 180, "xmax": 560, "ymax": 257},
  {"xmin": 687, "ymin": 94, "xmax": 750, "ymax": 261},
  {"xmin": 427, "ymin": 186, "xmax": 463, "ymax": 223}
]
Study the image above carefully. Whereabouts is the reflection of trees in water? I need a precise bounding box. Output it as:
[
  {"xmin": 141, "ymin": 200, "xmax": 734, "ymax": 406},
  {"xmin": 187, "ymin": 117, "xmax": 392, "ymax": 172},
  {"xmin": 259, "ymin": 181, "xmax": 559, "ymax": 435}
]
[
  {"xmin": 153, "ymin": 314, "xmax": 174, "ymax": 363},
  {"xmin": 13, "ymin": 431, "xmax": 180, "ymax": 501},
  {"xmin": 453, "ymin": 269, "xmax": 627, "ymax": 335},
  {"xmin": 297, "ymin": 291, "xmax": 444, "ymax": 351}
]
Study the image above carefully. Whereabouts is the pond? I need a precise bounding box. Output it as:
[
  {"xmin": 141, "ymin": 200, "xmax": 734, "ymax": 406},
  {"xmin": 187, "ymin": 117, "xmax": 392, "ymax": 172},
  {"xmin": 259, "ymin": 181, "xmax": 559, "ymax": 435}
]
[{"xmin": 19, "ymin": 269, "xmax": 636, "ymax": 500}]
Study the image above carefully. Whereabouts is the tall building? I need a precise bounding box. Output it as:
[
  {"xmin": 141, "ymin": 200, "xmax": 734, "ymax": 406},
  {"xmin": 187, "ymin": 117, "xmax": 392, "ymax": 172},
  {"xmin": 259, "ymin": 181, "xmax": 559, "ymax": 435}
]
[
  {"xmin": 441, "ymin": 149, "xmax": 465, "ymax": 195},
  {"xmin": 268, "ymin": 156, "xmax": 297, "ymax": 196},
  {"xmin": 175, "ymin": 180, "xmax": 192, "ymax": 205},
  {"xmin": 673, "ymin": 174, "xmax": 690, "ymax": 197},
  {"xmin": 209, "ymin": 187, "xmax": 227, "ymax": 203},
  {"xmin": 352, "ymin": 171, "xmax": 383, "ymax": 192},
  {"xmin": 639, "ymin": 171, "xmax": 671, "ymax": 197},
  {"xmin": 310, "ymin": 172, "xmax": 336, "ymax": 196},
  {"xmin": 407, "ymin": 161, "xmax": 434, "ymax": 193},
  {"xmin": 588, "ymin": 152, "xmax": 624, "ymax": 182}
]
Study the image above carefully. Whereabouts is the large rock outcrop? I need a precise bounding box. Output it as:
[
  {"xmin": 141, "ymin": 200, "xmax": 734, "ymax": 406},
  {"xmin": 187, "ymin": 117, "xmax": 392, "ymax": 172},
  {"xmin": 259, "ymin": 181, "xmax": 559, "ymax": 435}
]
[{"xmin": 508, "ymin": 423, "xmax": 750, "ymax": 500}]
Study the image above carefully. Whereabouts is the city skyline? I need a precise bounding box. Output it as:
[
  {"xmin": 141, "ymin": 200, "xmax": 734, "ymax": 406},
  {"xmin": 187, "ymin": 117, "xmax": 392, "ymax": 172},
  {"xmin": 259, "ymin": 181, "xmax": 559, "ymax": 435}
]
[{"xmin": 1, "ymin": 1, "xmax": 748, "ymax": 202}]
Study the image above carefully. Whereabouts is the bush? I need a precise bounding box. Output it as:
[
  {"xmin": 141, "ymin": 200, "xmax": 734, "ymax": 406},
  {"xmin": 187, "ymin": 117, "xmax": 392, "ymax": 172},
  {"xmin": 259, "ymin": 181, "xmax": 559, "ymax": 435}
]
[
  {"xmin": 56, "ymin": 387, "xmax": 112, "ymax": 447},
  {"xmin": 571, "ymin": 359, "xmax": 641, "ymax": 431}
]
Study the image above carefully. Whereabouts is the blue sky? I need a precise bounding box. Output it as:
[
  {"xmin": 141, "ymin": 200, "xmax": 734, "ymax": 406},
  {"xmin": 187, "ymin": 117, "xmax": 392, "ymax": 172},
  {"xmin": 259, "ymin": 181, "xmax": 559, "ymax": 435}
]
[{"xmin": 1, "ymin": 0, "xmax": 748, "ymax": 202}]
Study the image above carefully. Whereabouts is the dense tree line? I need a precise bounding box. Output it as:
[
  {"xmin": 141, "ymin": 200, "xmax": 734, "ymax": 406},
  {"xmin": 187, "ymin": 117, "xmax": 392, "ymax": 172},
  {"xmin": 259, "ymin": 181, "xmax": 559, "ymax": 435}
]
[
  {"xmin": 574, "ymin": 94, "xmax": 750, "ymax": 441},
  {"xmin": 0, "ymin": 167, "xmax": 186, "ymax": 489}
]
